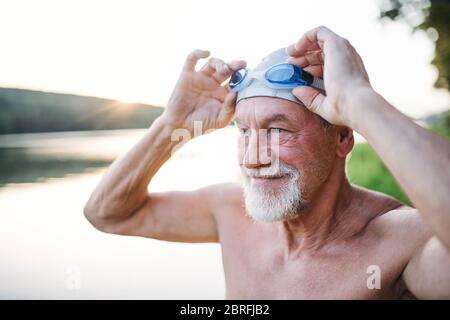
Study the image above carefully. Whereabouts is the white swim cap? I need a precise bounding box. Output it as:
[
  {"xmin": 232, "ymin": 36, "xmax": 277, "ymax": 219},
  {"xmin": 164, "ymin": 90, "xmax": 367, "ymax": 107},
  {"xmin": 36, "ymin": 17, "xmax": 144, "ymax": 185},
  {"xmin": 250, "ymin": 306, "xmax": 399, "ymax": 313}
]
[{"xmin": 236, "ymin": 48, "xmax": 304, "ymax": 106}]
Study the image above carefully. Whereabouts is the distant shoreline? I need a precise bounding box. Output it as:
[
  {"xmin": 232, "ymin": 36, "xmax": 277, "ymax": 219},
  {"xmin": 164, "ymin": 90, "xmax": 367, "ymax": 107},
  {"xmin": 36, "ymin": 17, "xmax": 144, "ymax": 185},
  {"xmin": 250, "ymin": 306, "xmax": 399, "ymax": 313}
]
[{"xmin": 0, "ymin": 87, "xmax": 164, "ymax": 134}]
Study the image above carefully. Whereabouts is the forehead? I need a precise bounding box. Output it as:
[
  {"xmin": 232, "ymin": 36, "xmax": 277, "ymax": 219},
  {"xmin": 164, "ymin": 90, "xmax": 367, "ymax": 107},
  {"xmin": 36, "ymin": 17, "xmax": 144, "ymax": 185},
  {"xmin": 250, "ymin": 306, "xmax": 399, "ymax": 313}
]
[{"xmin": 235, "ymin": 97, "xmax": 312, "ymax": 126}]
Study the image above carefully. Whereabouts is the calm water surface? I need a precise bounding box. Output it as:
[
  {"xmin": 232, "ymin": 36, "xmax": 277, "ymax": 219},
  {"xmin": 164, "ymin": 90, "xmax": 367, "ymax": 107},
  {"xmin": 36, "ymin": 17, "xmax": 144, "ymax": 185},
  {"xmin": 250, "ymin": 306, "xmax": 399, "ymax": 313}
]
[{"xmin": 0, "ymin": 128, "xmax": 242, "ymax": 299}]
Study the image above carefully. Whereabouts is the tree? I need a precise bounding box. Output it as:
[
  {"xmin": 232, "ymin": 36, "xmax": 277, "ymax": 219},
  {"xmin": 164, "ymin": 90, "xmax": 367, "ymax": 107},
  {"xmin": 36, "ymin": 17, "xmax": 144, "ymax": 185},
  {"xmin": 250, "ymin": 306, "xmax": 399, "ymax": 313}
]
[{"xmin": 379, "ymin": 0, "xmax": 450, "ymax": 90}]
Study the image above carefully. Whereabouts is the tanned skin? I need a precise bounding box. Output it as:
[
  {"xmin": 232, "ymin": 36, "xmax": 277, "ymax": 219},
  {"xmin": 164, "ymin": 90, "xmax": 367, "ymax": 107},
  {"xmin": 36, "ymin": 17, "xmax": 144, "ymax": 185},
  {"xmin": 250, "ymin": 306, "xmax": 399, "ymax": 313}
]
[{"xmin": 84, "ymin": 26, "xmax": 450, "ymax": 299}]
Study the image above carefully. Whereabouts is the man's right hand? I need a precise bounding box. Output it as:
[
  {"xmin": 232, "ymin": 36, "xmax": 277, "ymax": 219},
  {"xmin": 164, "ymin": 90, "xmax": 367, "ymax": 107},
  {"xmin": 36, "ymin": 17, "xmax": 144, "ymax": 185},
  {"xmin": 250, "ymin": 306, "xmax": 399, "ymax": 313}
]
[
  {"xmin": 162, "ymin": 49, "xmax": 246, "ymax": 133},
  {"xmin": 84, "ymin": 50, "xmax": 245, "ymax": 243}
]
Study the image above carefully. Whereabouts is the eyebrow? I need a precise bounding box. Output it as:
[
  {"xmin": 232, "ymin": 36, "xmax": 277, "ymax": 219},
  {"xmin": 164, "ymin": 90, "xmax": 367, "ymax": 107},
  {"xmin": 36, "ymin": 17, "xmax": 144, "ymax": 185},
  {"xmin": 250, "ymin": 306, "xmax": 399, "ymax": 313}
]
[
  {"xmin": 265, "ymin": 113, "xmax": 290, "ymax": 125},
  {"xmin": 235, "ymin": 113, "xmax": 291, "ymax": 126}
]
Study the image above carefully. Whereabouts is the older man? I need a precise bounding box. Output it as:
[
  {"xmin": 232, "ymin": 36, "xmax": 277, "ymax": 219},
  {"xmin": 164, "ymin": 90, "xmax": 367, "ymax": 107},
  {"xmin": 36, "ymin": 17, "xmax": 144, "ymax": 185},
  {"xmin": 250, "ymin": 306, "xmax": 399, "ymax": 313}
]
[{"xmin": 84, "ymin": 26, "xmax": 450, "ymax": 299}]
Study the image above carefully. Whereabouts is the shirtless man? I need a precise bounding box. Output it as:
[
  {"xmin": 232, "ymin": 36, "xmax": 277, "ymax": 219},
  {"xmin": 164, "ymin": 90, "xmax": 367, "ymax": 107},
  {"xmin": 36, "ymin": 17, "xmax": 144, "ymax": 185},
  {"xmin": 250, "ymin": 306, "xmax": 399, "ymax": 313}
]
[{"xmin": 84, "ymin": 26, "xmax": 450, "ymax": 299}]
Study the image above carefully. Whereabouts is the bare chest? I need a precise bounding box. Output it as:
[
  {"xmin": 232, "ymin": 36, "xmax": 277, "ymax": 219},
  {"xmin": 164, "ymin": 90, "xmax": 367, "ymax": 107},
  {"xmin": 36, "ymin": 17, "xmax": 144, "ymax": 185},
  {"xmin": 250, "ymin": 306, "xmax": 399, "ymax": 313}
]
[{"xmin": 220, "ymin": 232, "xmax": 408, "ymax": 299}]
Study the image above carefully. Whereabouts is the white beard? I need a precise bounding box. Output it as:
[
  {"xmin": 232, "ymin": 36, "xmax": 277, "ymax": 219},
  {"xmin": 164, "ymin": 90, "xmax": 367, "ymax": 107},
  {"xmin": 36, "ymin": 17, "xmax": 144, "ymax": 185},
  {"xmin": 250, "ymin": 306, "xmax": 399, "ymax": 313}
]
[{"xmin": 241, "ymin": 162, "xmax": 305, "ymax": 223}]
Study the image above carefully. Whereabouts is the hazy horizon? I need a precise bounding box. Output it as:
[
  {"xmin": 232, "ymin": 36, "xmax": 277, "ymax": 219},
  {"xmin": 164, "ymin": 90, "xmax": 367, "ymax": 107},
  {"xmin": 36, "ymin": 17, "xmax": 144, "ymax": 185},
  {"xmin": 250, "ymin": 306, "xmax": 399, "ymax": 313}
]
[{"xmin": 0, "ymin": 0, "xmax": 449, "ymax": 118}]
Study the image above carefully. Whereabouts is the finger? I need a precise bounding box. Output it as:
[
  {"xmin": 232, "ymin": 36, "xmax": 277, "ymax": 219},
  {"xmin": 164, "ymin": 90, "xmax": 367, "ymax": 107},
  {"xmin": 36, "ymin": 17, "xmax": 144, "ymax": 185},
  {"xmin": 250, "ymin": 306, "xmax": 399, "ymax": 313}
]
[
  {"xmin": 287, "ymin": 50, "xmax": 323, "ymax": 68},
  {"xmin": 213, "ymin": 59, "xmax": 247, "ymax": 84},
  {"xmin": 292, "ymin": 86, "xmax": 325, "ymax": 116},
  {"xmin": 218, "ymin": 91, "xmax": 237, "ymax": 125},
  {"xmin": 224, "ymin": 83, "xmax": 232, "ymax": 93},
  {"xmin": 227, "ymin": 59, "xmax": 247, "ymax": 71},
  {"xmin": 199, "ymin": 57, "xmax": 226, "ymax": 76},
  {"xmin": 201, "ymin": 58, "xmax": 246, "ymax": 84},
  {"xmin": 286, "ymin": 26, "xmax": 335, "ymax": 57},
  {"xmin": 183, "ymin": 49, "xmax": 210, "ymax": 71},
  {"xmin": 207, "ymin": 59, "xmax": 246, "ymax": 78},
  {"xmin": 303, "ymin": 65, "xmax": 323, "ymax": 77},
  {"xmin": 212, "ymin": 85, "xmax": 229, "ymax": 102}
]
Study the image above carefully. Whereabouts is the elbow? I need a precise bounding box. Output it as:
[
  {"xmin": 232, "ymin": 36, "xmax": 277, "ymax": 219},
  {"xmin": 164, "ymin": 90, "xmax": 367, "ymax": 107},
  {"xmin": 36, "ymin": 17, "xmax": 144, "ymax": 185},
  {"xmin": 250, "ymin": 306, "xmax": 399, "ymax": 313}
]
[
  {"xmin": 83, "ymin": 189, "xmax": 145, "ymax": 234},
  {"xmin": 83, "ymin": 200, "xmax": 96, "ymax": 223},
  {"xmin": 83, "ymin": 198, "xmax": 109, "ymax": 233},
  {"xmin": 83, "ymin": 196, "xmax": 132, "ymax": 234}
]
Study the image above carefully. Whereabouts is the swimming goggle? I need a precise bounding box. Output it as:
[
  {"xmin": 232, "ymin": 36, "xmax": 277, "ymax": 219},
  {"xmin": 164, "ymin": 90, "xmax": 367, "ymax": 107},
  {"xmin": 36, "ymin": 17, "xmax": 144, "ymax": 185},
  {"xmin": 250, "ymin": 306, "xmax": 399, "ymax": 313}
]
[{"xmin": 229, "ymin": 63, "xmax": 325, "ymax": 93}]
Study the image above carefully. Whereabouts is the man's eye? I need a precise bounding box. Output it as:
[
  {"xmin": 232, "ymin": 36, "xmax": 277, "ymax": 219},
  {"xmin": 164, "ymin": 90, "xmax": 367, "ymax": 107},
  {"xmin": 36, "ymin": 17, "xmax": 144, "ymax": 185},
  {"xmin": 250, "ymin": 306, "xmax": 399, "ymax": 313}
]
[{"xmin": 268, "ymin": 128, "xmax": 284, "ymax": 134}]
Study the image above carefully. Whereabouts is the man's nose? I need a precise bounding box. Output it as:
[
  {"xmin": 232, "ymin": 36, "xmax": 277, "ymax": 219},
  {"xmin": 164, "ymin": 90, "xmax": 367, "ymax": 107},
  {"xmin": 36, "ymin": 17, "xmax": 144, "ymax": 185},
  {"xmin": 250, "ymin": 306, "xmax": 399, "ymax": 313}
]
[{"xmin": 240, "ymin": 130, "xmax": 272, "ymax": 169}]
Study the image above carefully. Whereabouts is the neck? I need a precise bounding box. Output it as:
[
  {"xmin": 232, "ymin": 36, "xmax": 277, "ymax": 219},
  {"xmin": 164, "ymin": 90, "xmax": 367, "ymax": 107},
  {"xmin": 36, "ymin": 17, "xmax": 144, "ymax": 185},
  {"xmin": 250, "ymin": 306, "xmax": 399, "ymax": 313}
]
[{"xmin": 277, "ymin": 162, "xmax": 362, "ymax": 255}]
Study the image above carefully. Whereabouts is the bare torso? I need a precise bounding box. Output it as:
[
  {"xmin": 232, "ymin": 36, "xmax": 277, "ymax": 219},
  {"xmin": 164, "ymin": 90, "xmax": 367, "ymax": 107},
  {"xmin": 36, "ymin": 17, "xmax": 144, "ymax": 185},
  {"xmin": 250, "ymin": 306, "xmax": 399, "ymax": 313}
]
[{"xmin": 214, "ymin": 184, "xmax": 423, "ymax": 299}]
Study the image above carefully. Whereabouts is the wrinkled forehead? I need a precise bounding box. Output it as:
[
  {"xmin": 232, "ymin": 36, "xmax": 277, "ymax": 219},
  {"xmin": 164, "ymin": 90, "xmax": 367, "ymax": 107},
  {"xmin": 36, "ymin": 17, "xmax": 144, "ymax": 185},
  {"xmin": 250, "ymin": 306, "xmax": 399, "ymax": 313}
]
[{"xmin": 235, "ymin": 96, "xmax": 313, "ymax": 127}]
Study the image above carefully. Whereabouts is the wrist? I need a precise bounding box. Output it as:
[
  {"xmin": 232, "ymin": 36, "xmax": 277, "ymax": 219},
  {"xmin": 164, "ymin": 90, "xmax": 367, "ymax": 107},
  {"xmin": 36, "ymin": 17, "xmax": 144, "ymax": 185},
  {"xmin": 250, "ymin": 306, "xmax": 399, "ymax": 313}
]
[
  {"xmin": 341, "ymin": 85, "xmax": 378, "ymax": 131},
  {"xmin": 157, "ymin": 111, "xmax": 191, "ymax": 133},
  {"xmin": 144, "ymin": 115, "xmax": 184, "ymax": 157}
]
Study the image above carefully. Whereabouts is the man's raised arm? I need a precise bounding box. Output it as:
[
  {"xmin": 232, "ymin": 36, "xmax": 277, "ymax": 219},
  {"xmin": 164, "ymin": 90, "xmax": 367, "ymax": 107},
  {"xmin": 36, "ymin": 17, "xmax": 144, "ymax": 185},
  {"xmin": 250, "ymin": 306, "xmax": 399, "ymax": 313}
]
[
  {"xmin": 83, "ymin": 50, "xmax": 245, "ymax": 243},
  {"xmin": 287, "ymin": 26, "xmax": 450, "ymax": 298}
]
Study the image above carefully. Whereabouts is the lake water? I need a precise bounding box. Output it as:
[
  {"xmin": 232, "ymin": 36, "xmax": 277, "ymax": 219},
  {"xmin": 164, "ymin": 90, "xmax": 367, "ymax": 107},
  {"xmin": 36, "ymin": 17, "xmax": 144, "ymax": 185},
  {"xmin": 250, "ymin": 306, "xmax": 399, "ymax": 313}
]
[{"xmin": 0, "ymin": 127, "xmax": 244, "ymax": 299}]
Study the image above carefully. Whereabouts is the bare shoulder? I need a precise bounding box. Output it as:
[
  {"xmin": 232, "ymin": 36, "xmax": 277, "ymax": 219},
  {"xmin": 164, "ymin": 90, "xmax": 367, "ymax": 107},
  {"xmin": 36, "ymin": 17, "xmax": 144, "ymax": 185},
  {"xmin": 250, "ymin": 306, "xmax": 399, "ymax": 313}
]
[
  {"xmin": 368, "ymin": 200, "xmax": 450, "ymax": 299},
  {"xmin": 352, "ymin": 185, "xmax": 417, "ymax": 229},
  {"xmin": 353, "ymin": 186, "xmax": 432, "ymax": 254},
  {"xmin": 364, "ymin": 194, "xmax": 433, "ymax": 260},
  {"xmin": 370, "ymin": 205, "xmax": 431, "ymax": 241}
]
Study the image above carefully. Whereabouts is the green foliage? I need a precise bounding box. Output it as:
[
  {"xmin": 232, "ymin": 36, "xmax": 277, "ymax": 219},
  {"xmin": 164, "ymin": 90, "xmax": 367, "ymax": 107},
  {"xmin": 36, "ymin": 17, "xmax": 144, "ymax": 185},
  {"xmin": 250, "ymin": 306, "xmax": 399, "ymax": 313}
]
[
  {"xmin": 379, "ymin": 0, "xmax": 450, "ymax": 90},
  {"xmin": 431, "ymin": 111, "xmax": 450, "ymax": 137},
  {"xmin": 347, "ymin": 143, "xmax": 411, "ymax": 205}
]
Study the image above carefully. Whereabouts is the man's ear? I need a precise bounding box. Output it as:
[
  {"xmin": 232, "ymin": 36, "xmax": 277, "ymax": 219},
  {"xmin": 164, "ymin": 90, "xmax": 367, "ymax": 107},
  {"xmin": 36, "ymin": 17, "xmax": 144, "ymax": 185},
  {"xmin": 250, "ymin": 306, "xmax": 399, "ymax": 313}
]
[{"xmin": 336, "ymin": 126, "xmax": 354, "ymax": 158}]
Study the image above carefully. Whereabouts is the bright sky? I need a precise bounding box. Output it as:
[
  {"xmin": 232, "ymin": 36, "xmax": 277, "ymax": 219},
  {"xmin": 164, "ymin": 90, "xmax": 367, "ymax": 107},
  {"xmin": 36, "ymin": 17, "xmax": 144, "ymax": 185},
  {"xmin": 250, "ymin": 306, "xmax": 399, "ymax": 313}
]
[{"xmin": 0, "ymin": 0, "xmax": 448, "ymax": 118}]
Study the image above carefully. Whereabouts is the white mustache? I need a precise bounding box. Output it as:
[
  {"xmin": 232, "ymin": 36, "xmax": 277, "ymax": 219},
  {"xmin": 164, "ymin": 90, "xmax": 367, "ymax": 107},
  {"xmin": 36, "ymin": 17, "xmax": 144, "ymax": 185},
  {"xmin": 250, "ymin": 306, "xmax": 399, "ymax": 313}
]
[{"xmin": 241, "ymin": 163, "xmax": 299, "ymax": 179}]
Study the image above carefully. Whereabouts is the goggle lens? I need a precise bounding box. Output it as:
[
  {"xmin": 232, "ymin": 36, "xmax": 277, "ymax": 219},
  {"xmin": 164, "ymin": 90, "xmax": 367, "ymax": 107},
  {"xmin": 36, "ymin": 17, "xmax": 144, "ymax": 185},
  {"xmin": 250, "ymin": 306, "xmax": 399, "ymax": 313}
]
[
  {"xmin": 229, "ymin": 68, "xmax": 247, "ymax": 88},
  {"xmin": 265, "ymin": 64, "xmax": 296, "ymax": 84}
]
